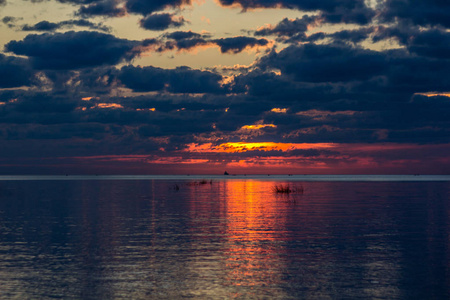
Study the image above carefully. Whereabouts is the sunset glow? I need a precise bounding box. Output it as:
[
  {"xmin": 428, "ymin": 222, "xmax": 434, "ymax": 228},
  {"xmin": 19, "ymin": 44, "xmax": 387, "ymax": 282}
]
[
  {"xmin": 1, "ymin": 1, "xmax": 450, "ymax": 299},
  {"xmin": 94, "ymin": 103, "xmax": 124, "ymax": 109},
  {"xmin": 29, "ymin": 142, "xmax": 447, "ymax": 175},
  {"xmin": 240, "ymin": 124, "xmax": 277, "ymax": 130},
  {"xmin": 186, "ymin": 142, "xmax": 334, "ymax": 153},
  {"xmin": 270, "ymin": 108, "xmax": 288, "ymax": 113},
  {"xmin": 416, "ymin": 92, "xmax": 450, "ymax": 98},
  {"xmin": 0, "ymin": 0, "xmax": 448, "ymax": 174}
]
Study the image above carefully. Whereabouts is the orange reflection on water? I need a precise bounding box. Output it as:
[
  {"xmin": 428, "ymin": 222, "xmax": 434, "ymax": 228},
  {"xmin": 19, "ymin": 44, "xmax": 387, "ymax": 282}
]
[
  {"xmin": 184, "ymin": 179, "xmax": 300, "ymax": 292},
  {"xmin": 216, "ymin": 180, "xmax": 301, "ymax": 289}
]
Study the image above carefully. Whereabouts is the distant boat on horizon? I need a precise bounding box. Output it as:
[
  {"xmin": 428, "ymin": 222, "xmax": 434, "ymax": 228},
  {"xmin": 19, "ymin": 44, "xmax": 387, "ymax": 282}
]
[{"xmin": 224, "ymin": 171, "xmax": 229, "ymax": 175}]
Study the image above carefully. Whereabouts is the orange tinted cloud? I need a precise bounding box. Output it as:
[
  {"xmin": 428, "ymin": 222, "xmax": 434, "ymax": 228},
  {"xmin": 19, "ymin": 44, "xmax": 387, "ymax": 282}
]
[
  {"xmin": 240, "ymin": 124, "xmax": 276, "ymax": 130},
  {"xmin": 270, "ymin": 108, "xmax": 287, "ymax": 113},
  {"xmin": 186, "ymin": 142, "xmax": 335, "ymax": 153},
  {"xmin": 415, "ymin": 92, "xmax": 450, "ymax": 98},
  {"xmin": 136, "ymin": 108, "xmax": 156, "ymax": 111},
  {"xmin": 95, "ymin": 103, "xmax": 124, "ymax": 109},
  {"xmin": 296, "ymin": 109, "xmax": 356, "ymax": 120}
]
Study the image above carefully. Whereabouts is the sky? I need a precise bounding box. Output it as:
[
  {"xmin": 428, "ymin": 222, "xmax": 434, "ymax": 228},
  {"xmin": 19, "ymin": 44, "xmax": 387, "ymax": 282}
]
[{"xmin": 0, "ymin": 0, "xmax": 449, "ymax": 175}]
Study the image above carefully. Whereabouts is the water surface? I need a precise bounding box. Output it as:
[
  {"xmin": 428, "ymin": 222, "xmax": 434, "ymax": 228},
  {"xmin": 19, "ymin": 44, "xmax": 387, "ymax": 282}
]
[{"xmin": 0, "ymin": 178, "xmax": 449, "ymax": 298}]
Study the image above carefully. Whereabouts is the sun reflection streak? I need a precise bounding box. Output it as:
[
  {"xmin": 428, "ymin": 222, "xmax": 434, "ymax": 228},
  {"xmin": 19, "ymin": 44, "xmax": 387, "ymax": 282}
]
[{"xmin": 216, "ymin": 180, "xmax": 298, "ymax": 290}]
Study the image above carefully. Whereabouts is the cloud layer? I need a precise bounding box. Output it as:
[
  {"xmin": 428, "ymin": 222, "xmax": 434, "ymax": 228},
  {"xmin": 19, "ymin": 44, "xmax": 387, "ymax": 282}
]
[{"xmin": 0, "ymin": 0, "xmax": 449, "ymax": 174}]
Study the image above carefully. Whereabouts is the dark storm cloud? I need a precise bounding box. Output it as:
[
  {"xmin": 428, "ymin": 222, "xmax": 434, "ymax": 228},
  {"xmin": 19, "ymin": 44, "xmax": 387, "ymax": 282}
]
[
  {"xmin": 118, "ymin": 65, "xmax": 226, "ymax": 94},
  {"xmin": 5, "ymin": 31, "xmax": 140, "ymax": 70},
  {"xmin": 22, "ymin": 20, "xmax": 63, "ymax": 31},
  {"xmin": 22, "ymin": 20, "xmax": 110, "ymax": 32},
  {"xmin": 75, "ymin": 67, "xmax": 118, "ymax": 94},
  {"xmin": 2, "ymin": 0, "xmax": 450, "ymax": 172},
  {"xmin": 167, "ymin": 66, "xmax": 225, "ymax": 94},
  {"xmin": 374, "ymin": 27, "xmax": 450, "ymax": 59},
  {"xmin": 218, "ymin": 0, "xmax": 348, "ymax": 11},
  {"xmin": 321, "ymin": 2, "xmax": 374, "ymax": 25},
  {"xmin": 259, "ymin": 43, "xmax": 387, "ymax": 83},
  {"xmin": 157, "ymin": 32, "xmax": 268, "ymax": 54},
  {"xmin": 125, "ymin": 0, "xmax": 191, "ymax": 16},
  {"xmin": 32, "ymin": 67, "xmax": 118, "ymax": 95},
  {"xmin": 254, "ymin": 16, "xmax": 316, "ymax": 42},
  {"xmin": 219, "ymin": 0, "xmax": 375, "ymax": 25},
  {"xmin": 379, "ymin": 53, "xmax": 450, "ymax": 95},
  {"xmin": 231, "ymin": 69, "xmax": 296, "ymax": 96},
  {"xmin": 160, "ymin": 31, "xmax": 210, "ymax": 51},
  {"xmin": 2, "ymin": 16, "xmax": 15, "ymax": 24},
  {"xmin": 0, "ymin": 92, "xmax": 82, "ymax": 132},
  {"xmin": 255, "ymin": 16, "xmax": 314, "ymax": 37},
  {"xmin": 118, "ymin": 66, "xmax": 168, "ymax": 92},
  {"xmin": 221, "ymin": 38, "xmax": 450, "ymax": 144},
  {"xmin": 169, "ymin": 37, "xmax": 209, "ymax": 51},
  {"xmin": 12, "ymin": 92, "xmax": 79, "ymax": 114},
  {"xmin": 2, "ymin": 35, "xmax": 447, "ymax": 146},
  {"xmin": 140, "ymin": 13, "xmax": 186, "ymax": 31},
  {"xmin": 117, "ymin": 93, "xmax": 226, "ymax": 112},
  {"xmin": 54, "ymin": 0, "xmax": 91, "ymax": 3},
  {"xmin": 136, "ymin": 108, "xmax": 221, "ymax": 137},
  {"xmin": 213, "ymin": 37, "xmax": 269, "ymax": 53},
  {"xmin": 254, "ymin": 17, "xmax": 373, "ymax": 44},
  {"xmin": 400, "ymin": 29, "xmax": 450, "ymax": 59},
  {"xmin": 165, "ymin": 31, "xmax": 204, "ymax": 40},
  {"xmin": 77, "ymin": 95, "xmax": 227, "ymax": 138},
  {"xmin": 78, "ymin": 0, "xmax": 126, "ymax": 17},
  {"xmin": 380, "ymin": 0, "xmax": 450, "ymax": 28},
  {"xmin": 57, "ymin": 0, "xmax": 375, "ymax": 25},
  {"xmin": 0, "ymin": 54, "xmax": 33, "ymax": 88},
  {"xmin": 53, "ymin": 0, "xmax": 193, "ymax": 22},
  {"xmin": 328, "ymin": 27, "xmax": 374, "ymax": 44},
  {"xmin": 2, "ymin": 16, "xmax": 21, "ymax": 28},
  {"xmin": 0, "ymin": 91, "xmax": 225, "ymax": 148}
]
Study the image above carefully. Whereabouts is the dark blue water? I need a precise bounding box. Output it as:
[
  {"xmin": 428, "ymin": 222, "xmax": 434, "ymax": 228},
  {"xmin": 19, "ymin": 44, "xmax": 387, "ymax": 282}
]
[{"xmin": 0, "ymin": 178, "xmax": 449, "ymax": 299}]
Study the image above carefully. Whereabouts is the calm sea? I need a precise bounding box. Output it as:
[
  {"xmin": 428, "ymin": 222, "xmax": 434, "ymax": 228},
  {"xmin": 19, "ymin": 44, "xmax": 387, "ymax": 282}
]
[{"xmin": 0, "ymin": 176, "xmax": 449, "ymax": 299}]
